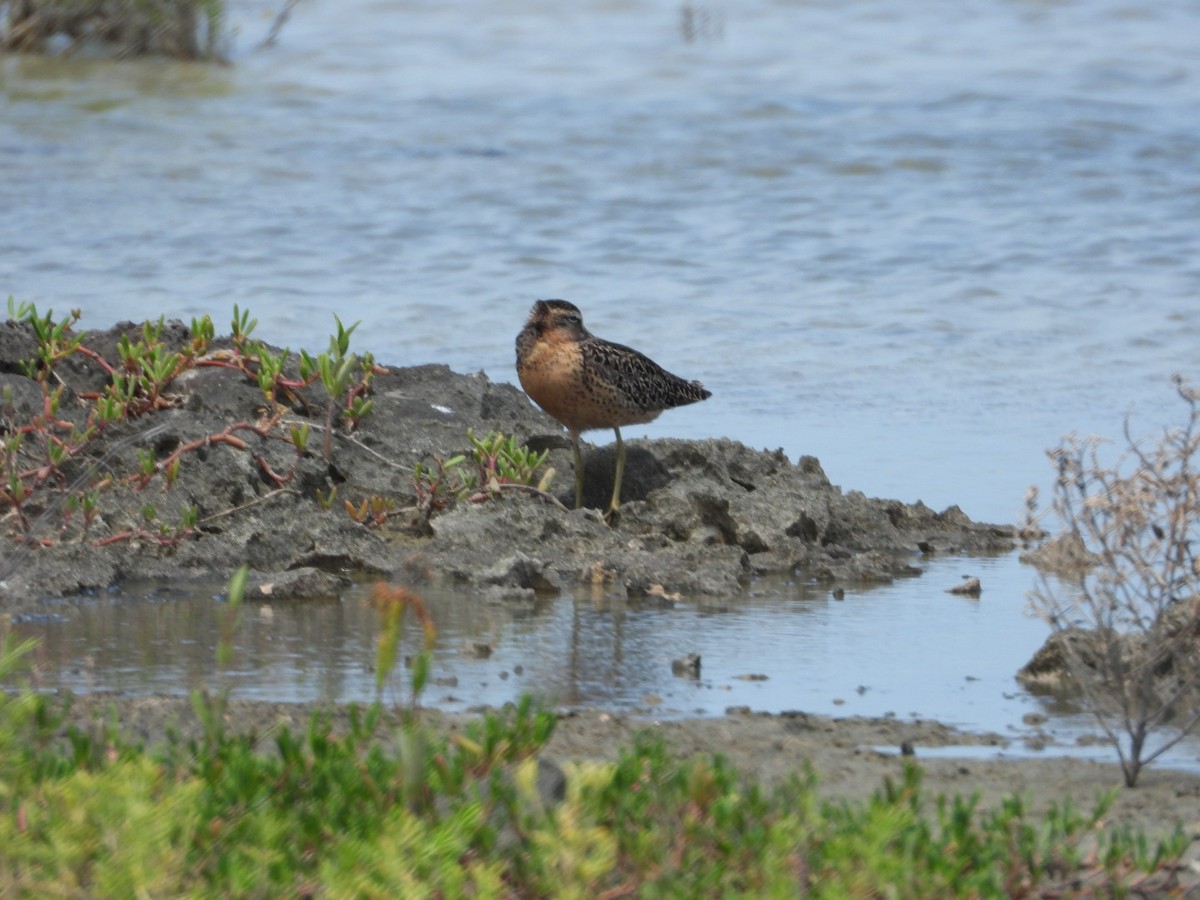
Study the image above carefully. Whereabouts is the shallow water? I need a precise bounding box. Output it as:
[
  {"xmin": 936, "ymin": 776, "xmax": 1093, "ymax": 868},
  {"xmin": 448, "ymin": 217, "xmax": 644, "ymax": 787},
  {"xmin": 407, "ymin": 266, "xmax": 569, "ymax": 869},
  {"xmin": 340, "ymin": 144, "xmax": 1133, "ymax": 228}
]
[
  {"xmin": 22, "ymin": 555, "xmax": 1038, "ymax": 724},
  {"xmin": 15, "ymin": 554, "xmax": 1033, "ymax": 722},
  {"xmin": 3, "ymin": 0, "xmax": 1200, "ymax": 762},
  {"xmin": 13, "ymin": 550, "xmax": 1200, "ymax": 770}
]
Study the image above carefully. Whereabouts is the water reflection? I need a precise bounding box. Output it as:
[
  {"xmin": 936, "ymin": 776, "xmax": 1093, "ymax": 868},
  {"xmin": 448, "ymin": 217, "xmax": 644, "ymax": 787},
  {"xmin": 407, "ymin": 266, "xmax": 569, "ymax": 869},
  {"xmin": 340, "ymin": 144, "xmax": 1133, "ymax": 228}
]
[
  {"xmin": 0, "ymin": 552, "xmax": 1068, "ymax": 719},
  {"xmin": 10, "ymin": 550, "xmax": 1200, "ymax": 769}
]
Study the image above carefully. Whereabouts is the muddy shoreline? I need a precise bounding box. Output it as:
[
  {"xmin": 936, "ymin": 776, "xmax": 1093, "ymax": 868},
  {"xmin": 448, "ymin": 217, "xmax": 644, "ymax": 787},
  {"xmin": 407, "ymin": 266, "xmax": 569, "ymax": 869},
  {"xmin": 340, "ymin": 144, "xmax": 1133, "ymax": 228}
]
[
  {"xmin": 50, "ymin": 692, "xmax": 1200, "ymax": 848},
  {"xmin": 4, "ymin": 318, "xmax": 1198, "ymax": 848}
]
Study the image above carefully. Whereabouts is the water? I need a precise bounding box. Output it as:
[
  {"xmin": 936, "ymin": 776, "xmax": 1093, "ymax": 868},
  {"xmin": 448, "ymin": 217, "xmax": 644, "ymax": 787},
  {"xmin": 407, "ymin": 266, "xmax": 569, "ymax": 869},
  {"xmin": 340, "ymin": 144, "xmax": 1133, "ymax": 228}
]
[
  {"xmin": 16, "ymin": 551, "xmax": 1200, "ymax": 769},
  {"xmin": 2, "ymin": 0, "xmax": 1199, "ymax": 760},
  {"xmin": 9, "ymin": 553, "xmax": 1049, "ymax": 721}
]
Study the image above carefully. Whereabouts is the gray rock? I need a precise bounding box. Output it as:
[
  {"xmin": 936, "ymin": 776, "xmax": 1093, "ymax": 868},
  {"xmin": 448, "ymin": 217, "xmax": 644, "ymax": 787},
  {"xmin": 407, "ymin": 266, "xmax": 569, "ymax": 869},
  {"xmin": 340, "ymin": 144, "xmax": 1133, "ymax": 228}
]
[{"xmin": 0, "ymin": 319, "xmax": 1015, "ymax": 613}]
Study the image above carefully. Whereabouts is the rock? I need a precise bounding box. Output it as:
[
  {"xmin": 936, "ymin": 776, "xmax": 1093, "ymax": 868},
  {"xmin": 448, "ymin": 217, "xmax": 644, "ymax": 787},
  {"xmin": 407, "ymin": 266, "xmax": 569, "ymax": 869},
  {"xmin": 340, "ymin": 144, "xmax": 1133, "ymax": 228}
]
[
  {"xmin": 478, "ymin": 552, "xmax": 561, "ymax": 594},
  {"xmin": 1016, "ymin": 628, "xmax": 1107, "ymax": 691},
  {"xmin": 671, "ymin": 653, "xmax": 701, "ymax": 677},
  {"xmin": 1020, "ymin": 533, "xmax": 1097, "ymax": 577},
  {"xmin": 463, "ymin": 640, "xmax": 493, "ymax": 659},
  {"xmin": 248, "ymin": 567, "xmax": 351, "ymax": 601},
  {"xmin": 0, "ymin": 318, "xmax": 1016, "ymax": 613},
  {"xmin": 948, "ymin": 576, "xmax": 982, "ymax": 596}
]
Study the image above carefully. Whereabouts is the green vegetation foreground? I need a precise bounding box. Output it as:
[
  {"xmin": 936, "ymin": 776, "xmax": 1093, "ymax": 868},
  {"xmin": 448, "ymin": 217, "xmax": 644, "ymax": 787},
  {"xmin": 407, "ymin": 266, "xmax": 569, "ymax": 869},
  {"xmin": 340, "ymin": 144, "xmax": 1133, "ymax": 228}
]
[{"xmin": 0, "ymin": 641, "xmax": 1192, "ymax": 896}]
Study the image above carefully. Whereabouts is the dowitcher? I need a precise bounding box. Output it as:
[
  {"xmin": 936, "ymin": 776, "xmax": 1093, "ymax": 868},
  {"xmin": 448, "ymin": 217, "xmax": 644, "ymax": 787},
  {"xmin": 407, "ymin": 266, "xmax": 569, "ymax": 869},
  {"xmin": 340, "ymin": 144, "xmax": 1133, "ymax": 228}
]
[{"xmin": 515, "ymin": 299, "xmax": 711, "ymax": 515}]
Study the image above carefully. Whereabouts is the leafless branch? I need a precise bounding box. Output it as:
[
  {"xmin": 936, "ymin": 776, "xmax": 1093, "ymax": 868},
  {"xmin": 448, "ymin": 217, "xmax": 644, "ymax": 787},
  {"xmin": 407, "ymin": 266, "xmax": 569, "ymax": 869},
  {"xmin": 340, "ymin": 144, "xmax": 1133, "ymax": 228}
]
[{"xmin": 1028, "ymin": 376, "xmax": 1200, "ymax": 786}]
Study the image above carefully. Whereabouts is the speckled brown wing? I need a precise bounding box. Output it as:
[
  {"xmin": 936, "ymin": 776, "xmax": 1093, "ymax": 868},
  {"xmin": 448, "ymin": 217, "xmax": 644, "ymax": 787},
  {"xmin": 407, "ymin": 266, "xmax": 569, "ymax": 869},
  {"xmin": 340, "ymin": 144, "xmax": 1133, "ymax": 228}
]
[{"xmin": 580, "ymin": 337, "xmax": 711, "ymax": 425}]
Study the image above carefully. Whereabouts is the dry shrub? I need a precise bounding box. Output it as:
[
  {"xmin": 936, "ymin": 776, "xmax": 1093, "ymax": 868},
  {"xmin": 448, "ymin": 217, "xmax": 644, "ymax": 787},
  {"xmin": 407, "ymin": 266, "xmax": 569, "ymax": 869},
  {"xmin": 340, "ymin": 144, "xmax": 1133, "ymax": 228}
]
[{"xmin": 1027, "ymin": 375, "xmax": 1200, "ymax": 786}]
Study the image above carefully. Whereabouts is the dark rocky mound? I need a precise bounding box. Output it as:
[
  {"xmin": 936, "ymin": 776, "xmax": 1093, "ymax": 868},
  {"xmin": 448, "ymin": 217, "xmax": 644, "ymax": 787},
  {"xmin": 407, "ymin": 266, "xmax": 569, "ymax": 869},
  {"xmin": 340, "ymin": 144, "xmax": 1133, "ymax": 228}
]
[
  {"xmin": 0, "ymin": 318, "xmax": 1014, "ymax": 611},
  {"xmin": 1017, "ymin": 599, "xmax": 1200, "ymax": 697}
]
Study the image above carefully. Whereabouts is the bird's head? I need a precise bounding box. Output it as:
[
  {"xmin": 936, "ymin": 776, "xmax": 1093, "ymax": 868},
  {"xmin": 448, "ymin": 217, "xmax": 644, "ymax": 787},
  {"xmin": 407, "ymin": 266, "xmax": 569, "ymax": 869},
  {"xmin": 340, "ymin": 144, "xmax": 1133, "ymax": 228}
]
[{"xmin": 524, "ymin": 299, "xmax": 591, "ymax": 342}]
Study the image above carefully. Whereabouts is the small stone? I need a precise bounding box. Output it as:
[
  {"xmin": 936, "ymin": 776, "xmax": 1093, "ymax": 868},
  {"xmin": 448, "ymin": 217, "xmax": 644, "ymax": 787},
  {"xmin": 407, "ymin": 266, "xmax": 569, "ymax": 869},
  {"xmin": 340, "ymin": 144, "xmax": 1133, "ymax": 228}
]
[
  {"xmin": 463, "ymin": 640, "xmax": 493, "ymax": 659},
  {"xmin": 248, "ymin": 567, "xmax": 349, "ymax": 601},
  {"xmin": 948, "ymin": 576, "xmax": 982, "ymax": 596},
  {"xmin": 672, "ymin": 652, "xmax": 701, "ymax": 677}
]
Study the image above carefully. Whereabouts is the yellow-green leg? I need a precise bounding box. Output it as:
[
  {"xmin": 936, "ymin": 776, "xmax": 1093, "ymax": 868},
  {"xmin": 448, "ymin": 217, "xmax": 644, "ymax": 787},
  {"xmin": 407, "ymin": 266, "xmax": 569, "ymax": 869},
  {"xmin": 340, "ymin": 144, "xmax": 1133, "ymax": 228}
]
[
  {"xmin": 572, "ymin": 436, "xmax": 585, "ymax": 509},
  {"xmin": 608, "ymin": 427, "xmax": 625, "ymax": 515}
]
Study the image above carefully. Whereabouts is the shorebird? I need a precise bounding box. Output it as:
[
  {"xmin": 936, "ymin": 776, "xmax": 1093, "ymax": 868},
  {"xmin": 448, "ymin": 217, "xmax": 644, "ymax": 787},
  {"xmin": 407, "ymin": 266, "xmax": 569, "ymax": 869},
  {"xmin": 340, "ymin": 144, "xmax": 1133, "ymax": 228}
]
[{"xmin": 515, "ymin": 299, "xmax": 711, "ymax": 515}]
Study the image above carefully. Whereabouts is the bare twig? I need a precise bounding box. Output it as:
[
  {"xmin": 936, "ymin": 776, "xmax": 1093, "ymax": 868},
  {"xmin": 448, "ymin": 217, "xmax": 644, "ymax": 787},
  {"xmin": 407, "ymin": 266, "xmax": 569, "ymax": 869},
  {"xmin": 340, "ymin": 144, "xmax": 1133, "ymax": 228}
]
[
  {"xmin": 257, "ymin": 0, "xmax": 301, "ymax": 49},
  {"xmin": 197, "ymin": 488, "xmax": 301, "ymax": 524},
  {"xmin": 329, "ymin": 428, "xmax": 409, "ymax": 470},
  {"xmin": 484, "ymin": 482, "xmax": 570, "ymax": 512},
  {"xmin": 1028, "ymin": 376, "xmax": 1200, "ymax": 786}
]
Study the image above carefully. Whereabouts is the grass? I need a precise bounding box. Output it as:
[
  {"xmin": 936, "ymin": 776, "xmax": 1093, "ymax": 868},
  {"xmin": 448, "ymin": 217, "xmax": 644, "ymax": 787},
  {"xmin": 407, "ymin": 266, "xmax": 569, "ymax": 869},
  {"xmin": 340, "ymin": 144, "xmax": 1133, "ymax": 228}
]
[{"xmin": 0, "ymin": 623, "xmax": 1191, "ymax": 896}]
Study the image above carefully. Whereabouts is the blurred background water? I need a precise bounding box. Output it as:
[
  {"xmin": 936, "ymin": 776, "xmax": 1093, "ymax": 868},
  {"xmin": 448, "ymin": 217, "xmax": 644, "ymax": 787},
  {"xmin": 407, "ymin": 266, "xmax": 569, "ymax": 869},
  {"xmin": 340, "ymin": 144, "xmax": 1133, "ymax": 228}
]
[{"xmin": 2, "ymin": 0, "xmax": 1198, "ymax": 760}]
